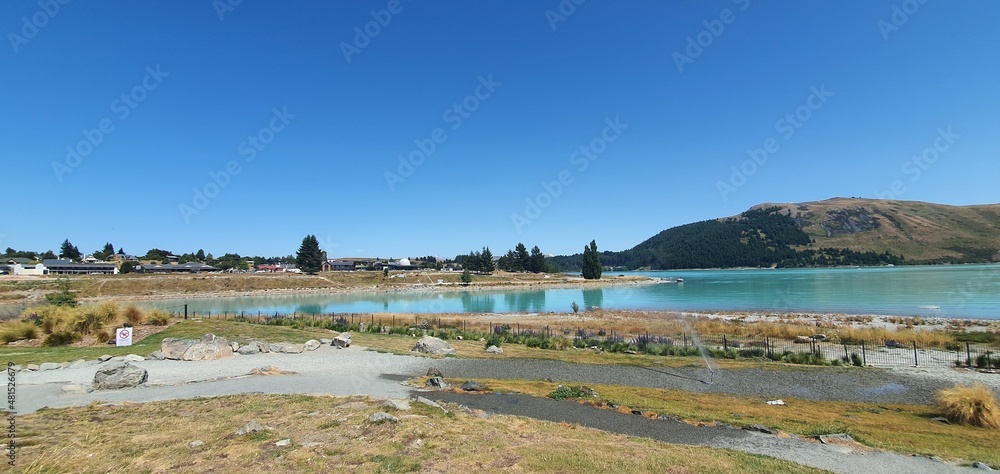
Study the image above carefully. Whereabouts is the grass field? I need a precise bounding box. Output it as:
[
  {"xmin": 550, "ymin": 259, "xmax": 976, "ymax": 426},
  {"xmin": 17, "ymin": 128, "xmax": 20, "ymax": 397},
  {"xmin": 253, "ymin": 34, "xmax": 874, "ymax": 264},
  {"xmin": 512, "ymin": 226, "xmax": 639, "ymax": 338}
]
[{"xmin": 11, "ymin": 394, "xmax": 823, "ymax": 473}]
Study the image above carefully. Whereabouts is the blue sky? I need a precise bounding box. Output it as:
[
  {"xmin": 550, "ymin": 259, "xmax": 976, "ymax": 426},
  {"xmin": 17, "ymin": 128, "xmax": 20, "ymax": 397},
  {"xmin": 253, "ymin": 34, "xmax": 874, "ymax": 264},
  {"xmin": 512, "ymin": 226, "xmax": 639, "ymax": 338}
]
[{"xmin": 3, "ymin": 1, "xmax": 998, "ymax": 259}]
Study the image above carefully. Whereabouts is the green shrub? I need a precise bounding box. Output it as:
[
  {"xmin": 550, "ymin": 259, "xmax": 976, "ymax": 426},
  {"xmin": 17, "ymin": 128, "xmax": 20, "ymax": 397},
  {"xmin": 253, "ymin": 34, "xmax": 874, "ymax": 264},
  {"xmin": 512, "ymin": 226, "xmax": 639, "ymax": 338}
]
[{"xmin": 549, "ymin": 385, "xmax": 596, "ymax": 400}]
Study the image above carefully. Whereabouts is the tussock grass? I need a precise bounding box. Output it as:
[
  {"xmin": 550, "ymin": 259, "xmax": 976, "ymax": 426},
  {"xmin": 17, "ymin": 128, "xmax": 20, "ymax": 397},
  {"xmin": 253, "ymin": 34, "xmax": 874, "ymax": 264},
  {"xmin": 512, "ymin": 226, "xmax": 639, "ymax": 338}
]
[
  {"xmin": 0, "ymin": 321, "xmax": 37, "ymax": 343},
  {"xmin": 936, "ymin": 384, "xmax": 1000, "ymax": 429}
]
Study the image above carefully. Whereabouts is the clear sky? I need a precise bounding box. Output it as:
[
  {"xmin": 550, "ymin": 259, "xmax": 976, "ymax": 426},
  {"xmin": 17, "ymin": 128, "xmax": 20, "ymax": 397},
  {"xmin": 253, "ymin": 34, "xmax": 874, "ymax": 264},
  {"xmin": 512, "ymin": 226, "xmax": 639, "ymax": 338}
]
[{"xmin": 3, "ymin": 1, "xmax": 998, "ymax": 259}]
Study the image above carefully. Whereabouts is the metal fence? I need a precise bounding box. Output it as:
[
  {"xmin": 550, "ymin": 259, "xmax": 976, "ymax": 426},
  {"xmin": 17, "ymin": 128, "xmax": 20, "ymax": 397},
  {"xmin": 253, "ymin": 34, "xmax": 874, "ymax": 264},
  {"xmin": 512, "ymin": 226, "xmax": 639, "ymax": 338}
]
[{"xmin": 168, "ymin": 308, "xmax": 1000, "ymax": 369}]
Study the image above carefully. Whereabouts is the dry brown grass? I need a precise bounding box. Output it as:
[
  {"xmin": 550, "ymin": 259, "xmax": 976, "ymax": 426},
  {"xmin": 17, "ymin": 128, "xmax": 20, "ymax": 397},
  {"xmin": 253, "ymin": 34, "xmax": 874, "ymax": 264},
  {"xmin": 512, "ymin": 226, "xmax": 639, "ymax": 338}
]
[
  {"xmin": 12, "ymin": 394, "xmax": 821, "ymax": 473},
  {"xmin": 935, "ymin": 384, "xmax": 1000, "ymax": 429}
]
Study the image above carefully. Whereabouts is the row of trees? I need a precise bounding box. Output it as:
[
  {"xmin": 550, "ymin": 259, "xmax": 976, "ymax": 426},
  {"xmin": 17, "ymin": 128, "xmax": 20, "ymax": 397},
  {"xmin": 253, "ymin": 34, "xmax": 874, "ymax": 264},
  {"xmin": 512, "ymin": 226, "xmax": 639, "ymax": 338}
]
[{"xmin": 459, "ymin": 247, "xmax": 495, "ymax": 274}]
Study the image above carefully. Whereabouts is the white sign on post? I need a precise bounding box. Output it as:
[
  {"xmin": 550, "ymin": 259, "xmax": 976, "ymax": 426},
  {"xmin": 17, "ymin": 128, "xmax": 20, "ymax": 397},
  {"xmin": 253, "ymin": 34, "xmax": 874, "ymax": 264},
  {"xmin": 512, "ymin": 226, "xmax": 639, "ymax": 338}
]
[{"xmin": 116, "ymin": 327, "xmax": 133, "ymax": 347}]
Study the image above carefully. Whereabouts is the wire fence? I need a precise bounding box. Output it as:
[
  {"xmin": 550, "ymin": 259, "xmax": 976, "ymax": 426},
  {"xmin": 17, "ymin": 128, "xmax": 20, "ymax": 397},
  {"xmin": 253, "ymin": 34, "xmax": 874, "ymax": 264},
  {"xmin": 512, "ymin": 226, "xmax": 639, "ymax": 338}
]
[{"xmin": 167, "ymin": 308, "xmax": 1000, "ymax": 369}]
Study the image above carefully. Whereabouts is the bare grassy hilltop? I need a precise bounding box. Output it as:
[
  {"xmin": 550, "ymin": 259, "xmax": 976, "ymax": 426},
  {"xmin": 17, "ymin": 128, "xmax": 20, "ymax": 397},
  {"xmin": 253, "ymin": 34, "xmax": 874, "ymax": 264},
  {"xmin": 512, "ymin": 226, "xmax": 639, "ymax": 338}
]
[{"xmin": 755, "ymin": 198, "xmax": 1000, "ymax": 264}]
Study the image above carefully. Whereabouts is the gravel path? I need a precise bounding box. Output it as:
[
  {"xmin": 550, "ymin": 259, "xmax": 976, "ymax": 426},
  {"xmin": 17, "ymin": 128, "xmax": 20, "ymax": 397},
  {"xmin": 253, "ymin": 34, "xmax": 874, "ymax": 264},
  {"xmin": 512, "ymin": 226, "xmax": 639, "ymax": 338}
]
[{"xmin": 437, "ymin": 358, "xmax": 1000, "ymax": 405}]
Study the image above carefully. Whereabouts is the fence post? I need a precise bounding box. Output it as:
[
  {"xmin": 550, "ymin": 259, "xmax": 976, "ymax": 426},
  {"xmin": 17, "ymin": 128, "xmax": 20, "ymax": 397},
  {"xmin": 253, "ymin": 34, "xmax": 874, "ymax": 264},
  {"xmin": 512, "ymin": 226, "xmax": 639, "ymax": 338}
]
[
  {"xmin": 966, "ymin": 342, "xmax": 972, "ymax": 367},
  {"xmin": 861, "ymin": 340, "xmax": 867, "ymax": 366},
  {"xmin": 184, "ymin": 304, "xmax": 188, "ymax": 320},
  {"xmin": 843, "ymin": 343, "xmax": 848, "ymax": 361},
  {"xmin": 723, "ymin": 335, "xmax": 728, "ymax": 352},
  {"xmin": 913, "ymin": 341, "xmax": 918, "ymax": 366},
  {"xmin": 683, "ymin": 333, "xmax": 687, "ymax": 348}
]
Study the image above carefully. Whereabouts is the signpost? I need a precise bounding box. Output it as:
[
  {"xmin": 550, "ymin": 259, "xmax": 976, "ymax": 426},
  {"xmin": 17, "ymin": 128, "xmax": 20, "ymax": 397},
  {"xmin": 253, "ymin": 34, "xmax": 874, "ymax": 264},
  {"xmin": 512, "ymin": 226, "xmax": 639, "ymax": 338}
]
[{"xmin": 116, "ymin": 327, "xmax": 133, "ymax": 347}]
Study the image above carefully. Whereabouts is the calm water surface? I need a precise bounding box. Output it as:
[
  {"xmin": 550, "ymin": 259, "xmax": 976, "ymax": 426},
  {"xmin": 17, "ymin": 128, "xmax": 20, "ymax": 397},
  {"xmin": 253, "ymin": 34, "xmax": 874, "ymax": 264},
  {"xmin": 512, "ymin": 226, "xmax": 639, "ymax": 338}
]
[{"xmin": 136, "ymin": 265, "xmax": 1000, "ymax": 320}]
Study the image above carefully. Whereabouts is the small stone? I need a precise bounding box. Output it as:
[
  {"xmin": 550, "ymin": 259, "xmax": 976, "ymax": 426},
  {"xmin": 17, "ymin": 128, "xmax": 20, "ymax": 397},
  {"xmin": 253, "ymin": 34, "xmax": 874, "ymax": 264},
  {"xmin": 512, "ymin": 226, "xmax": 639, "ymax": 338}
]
[
  {"xmin": 236, "ymin": 420, "xmax": 265, "ymax": 436},
  {"xmin": 26, "ymin": 364, "xmax": 40, "ymax": 371},
  {"xmin": 304, "ymin": 339, "xmax": 321, "ymax": 351},
  {"xmin": 369, "ymin": 412, "xmax": 399, "ymax": 423},
  {"xmin": 59, "ymin": 362, "xmax": 70, "ymax": 369},
  {"xmin": 39, "ymin": 362, "xmax": 60, "ymax": 371},
  {"xmin": 189, "ymin": 440, "xmax": 205, "ymax": 448},
  {"xmin": 411, "ymin": 336, "xmax": 455, "ymax": 355},
  {"xmin": 97, "ymin": 355, "xmax": 112, "ymax": 362},
  {"xmin": 148, "ymin": 351, "xmax": 165, "ymax": 360},
  {"xmin": 416, "ymin": 396, "xmax": 447, "ymax": 413},
  {"xmin": 972, "ymin": 461, "xmax": 994, "ymax": 470},
  {"xmin": 319, "ymin": 338, "xmax": 332, "ymax": 345},
  {"xmin": 275, "ymin": 438, "xmax": 291, "ymax": 447},
  {"xmin": 460, "ymin": 381, "xmax": 489, "ymax": 392},
  {"xmin": 426, "ymin": 367, "xmax": 443, "ymax": 377},
  {"xmin": 123, "ymin": 354, "xmax": 144, "ymax": 362},
  {"xmin": 930, "ymin": 416, "xmax": 951, "ymax": 424},
  {"xmin": 485, "ymin": 345, "xmax": 503, "ymax": 354}
]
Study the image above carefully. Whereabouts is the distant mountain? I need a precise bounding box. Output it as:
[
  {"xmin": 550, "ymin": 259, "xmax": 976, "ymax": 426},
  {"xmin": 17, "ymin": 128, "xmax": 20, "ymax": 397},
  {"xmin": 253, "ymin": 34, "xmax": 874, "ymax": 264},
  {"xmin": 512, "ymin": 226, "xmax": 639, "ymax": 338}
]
[{"xmin": 549, "ymin": 198, "xmax": 1000, "ymax": 271}]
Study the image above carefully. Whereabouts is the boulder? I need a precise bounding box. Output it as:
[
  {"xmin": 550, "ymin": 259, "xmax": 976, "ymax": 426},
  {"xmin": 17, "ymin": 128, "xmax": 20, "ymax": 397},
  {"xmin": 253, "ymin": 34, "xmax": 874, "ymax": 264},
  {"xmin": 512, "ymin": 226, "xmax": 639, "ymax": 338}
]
[
  {"xmin": 304, "ymin": 339, "xmax": 321, "ymax": 351},
  {"xmin": 183, "ymin": 334, "xmax": 233, "ymax": 361},
  {"xmin": 237, "ymin": 342, "xmax": 262, "ymax": 355},
  {"xmin": 275, "ymin": 438, "xmax": 291, "ymax": 447},
  {"xmin": 39, "ymin": 362, "xmax": 60, "ymax": 371},
  {"xmin": 25, "ymin": 364, "xmax": 39, "ymax": 371},
  {"xmin": 97, "ymin": 354, "xmax": 112, "ymax": 362},
  {"xmin": 411, "ymin": 336, "xmax": 456, "ymax": 355},
  {"xmin": 281, "ymin": 344, "xmax": 304, "ymax": 354},
  {"xmin": 369, "ymin": 412, "xmax": 399, "ymax": 423},
  {"xmin": 160, "ymin": 338, "xmax": 196, "ymax": 360},
  {"xmin": 426, "ymin": 367, "xmax": 443, "ymax": 377},
  {"xmin": 486, "ymin": 345, "xmax": 503, "ymax": 355},
  {"xmin": 383, "ymin": 399, "xmax": 411, "ymax": 411},
  {"xmin": 416, "ymin": 396, "xmax": 448, "ymax": 413},
  {"xmin": 794, "ymin": 336, "xmax": 811, "ymax": 344},
  {"xmin": 93, "ymin": 361, "xmax": 148, "ymax": 390},
  {"xmin": 972, "ymin": 461, "xmax": 994, "ymax": 470},
  {"xmin": 123, "ymin": 354, "xmax": 145, "ymax": 362},
  {"xmin": 460, "ymin": 381, "xmax": 489, "ymax": 392},
  {"xmin": 148, "ymin": 351, "xmax": 165, "ymax": 360},
  {"xmin": 230, "ymin": 342, "xmax": 240, "ymax": 352},
  {"xmin": 319, "ymin": 338, "xmax": 333, "ymax": 345},
  {"xmin": 426, "ymin": 377, "xmax": 448, "ymax": 389},
  {"xmin": 333, "ymin": 333, "xmax": 351, "ymax": 348},
  {"xmin": 745, "ymin": 424, "xmax": 777, "ymax": 435},
  {"xmin": 254, "ymin": 340, "xmax": 271, "ymax": 353}
]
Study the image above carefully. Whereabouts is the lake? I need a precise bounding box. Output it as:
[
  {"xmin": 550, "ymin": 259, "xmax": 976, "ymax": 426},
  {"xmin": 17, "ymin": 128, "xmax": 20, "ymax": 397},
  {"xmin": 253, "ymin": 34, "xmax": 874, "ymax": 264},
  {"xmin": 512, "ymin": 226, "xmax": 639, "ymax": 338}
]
[{"xmin": 136, "ymin": 264, "xmax": 1000, "ymax": 320}]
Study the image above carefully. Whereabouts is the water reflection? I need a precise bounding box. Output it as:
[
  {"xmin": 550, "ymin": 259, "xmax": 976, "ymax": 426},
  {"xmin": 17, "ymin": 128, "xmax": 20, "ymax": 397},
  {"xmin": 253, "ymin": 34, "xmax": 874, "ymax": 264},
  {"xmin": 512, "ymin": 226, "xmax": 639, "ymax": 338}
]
[
  {"xmin": 582, "ymin": 288, "xmax": 603, "ymax": 309},
  {"xmin": 460, "ymin": 292, "xmax": 496, "ymax": 313},
  {"xmin": 503, "ymin": 290, "xmax": 546, "ymax": 312}
]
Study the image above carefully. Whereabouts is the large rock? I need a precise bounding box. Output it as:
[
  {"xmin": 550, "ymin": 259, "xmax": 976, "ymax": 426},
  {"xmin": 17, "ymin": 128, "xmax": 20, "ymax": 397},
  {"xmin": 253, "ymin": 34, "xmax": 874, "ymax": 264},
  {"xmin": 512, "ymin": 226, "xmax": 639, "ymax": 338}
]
[
  {"xmin": 411, "ymin": 336, "xmax": 456, "ymax": 355},
  {"xmin": 304, "ymin": 339, "xmax": 321, "ymax": 351},
  {"xmin": 333, "ymin": 333, "xmax": 351, "ymax": 348},
  {"xmin": 93, "ymin": 361, "xmax": 148, "ymax": 390},
  {"xmin": 269, "ymin": 343, "xmax": 303, "ymax": 354},
  {"xmin": 39, "ymin": 362, "xmax": 60, "ymax": 371},
  {"xmin": 161, "ymin": 338, "xmax": 196, "ymax": 360},
  {"xmin": 237, "ymin": 341, "xmax": 262, "ymax": 355},
  {"xmin": 183, "ymin": 334, "xmax": 233, "ymax": 361},
  {"xmin": 486, "ymin": 345, "xmax": 503, "ymax": 355}
]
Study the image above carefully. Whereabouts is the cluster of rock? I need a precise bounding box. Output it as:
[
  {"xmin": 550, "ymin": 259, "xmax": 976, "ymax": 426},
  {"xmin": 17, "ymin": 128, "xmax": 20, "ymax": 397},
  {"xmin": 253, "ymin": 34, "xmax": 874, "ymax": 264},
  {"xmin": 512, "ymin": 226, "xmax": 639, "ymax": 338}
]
[{"xmin": 156, "ymin": 332, "xmax": 351, "ymax": 360}]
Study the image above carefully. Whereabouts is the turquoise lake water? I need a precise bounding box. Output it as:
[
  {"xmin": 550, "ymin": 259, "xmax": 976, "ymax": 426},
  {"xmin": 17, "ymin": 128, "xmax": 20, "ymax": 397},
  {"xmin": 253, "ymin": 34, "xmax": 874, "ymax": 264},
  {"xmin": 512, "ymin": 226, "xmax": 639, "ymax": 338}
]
[{"xmin": 137, "ymin": 265, "xmax": 1000, "ymax": 320}]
